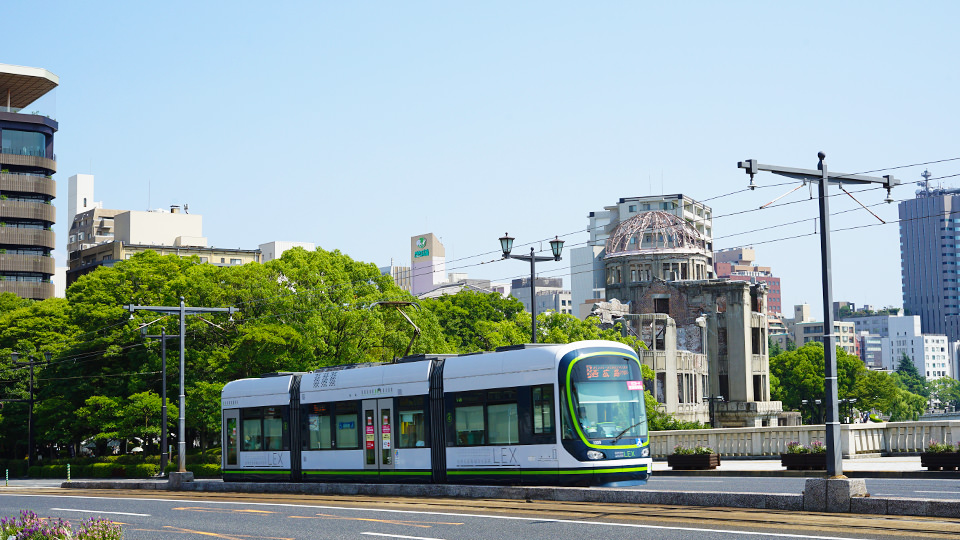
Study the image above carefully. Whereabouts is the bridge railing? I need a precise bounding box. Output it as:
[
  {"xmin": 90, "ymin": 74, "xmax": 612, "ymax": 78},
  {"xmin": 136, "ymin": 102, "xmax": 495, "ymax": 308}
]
[{"xmin": 649, "ymin": 420, "xmax": 960, "ymax": 458}]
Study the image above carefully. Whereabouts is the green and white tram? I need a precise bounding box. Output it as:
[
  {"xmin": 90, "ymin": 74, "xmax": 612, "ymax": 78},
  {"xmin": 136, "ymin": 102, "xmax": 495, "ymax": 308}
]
[{"xmin": 221, "ymin": 340, "xmax": 651, "ymax": 486}]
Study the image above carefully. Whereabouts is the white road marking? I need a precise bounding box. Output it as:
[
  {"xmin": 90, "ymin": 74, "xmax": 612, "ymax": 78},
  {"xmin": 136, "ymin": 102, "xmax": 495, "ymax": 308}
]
[
  {"xmin": 6, "ymin": 494, "xmax": 870, "ymax": 540},
  {"xmin": 914, "ymin": 490, "xmax": 960, "ymax": 494},
  {"xmin": 50, "ymin": 507, "xmax": 150, "ymax": 517},
  {"xmin": 362, "ymin": 533, "xmax": 446, "ymax": 540}
]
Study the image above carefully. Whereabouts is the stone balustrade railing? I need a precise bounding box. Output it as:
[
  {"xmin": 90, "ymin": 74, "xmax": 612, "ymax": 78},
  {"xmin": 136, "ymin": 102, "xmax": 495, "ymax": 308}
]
[{"xmin": 650, "ymin": 420, "xmax": 960, "ymax": 458}]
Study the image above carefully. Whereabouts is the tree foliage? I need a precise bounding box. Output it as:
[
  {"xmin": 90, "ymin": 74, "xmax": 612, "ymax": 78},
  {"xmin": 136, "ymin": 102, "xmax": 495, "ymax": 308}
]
[{"xmin": 770, "ymin": 342, "xmax": 927, "ymax": 423}]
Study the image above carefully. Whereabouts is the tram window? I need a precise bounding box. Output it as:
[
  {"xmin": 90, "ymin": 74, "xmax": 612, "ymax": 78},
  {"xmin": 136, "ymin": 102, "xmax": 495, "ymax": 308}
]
[
  {"xmin": 335, "ymin": 401, "xmax": 359, "ymax": 449},
  {"xmin": 304, "ymin": 403, "xmax": 332, "ymax": 450},
  {"xmin": 398, "ymin": 396, "xmax": 427, "ymax": 448},
  {"xmin": 263, "ymin": 407, "xmax": 284, "ymax": 450},
  {"xmin": 455, "ymin": 391, "xmax": 486, "ymax": 445},
  {"xmin": 532, "ymin": 385, "xmax": 555, "ymax": 435},
  {"xmin": 487, "ymin": 403, "xmax": 519, "ymax": 444},
  {"xmin": 487, "ymin": 389, "xmax": 518, "ymax": 445},
  {"xmin": 241, "ymin": 408, "xmax": 263, "ymax": 451}
]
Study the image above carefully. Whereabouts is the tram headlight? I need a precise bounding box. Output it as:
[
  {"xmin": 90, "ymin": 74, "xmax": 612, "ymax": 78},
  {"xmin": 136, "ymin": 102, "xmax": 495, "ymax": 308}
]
[
  {"xmin": 586, "ymin": 450, "xmax": 605, "ymax": 460},
  {"xmin": 640, "ymin": 447, "xmax": 650, "ymax": 458}
]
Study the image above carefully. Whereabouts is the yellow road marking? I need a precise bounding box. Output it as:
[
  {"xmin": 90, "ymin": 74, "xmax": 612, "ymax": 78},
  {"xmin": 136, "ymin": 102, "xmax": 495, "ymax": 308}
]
[
  {"xmin": 173, "ymin": 507, "xmax": 277, "ymax": 515},
  {"xmin": 162, "ymin": 525, "xmax": 292, "ymax": 540},
  {"xmin": 288, "ymin": 513, "xmax": 463, "ymax": 529}
]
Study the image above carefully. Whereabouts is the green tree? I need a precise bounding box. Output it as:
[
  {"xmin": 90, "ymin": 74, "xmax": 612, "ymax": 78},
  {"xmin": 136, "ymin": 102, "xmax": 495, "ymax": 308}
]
[
  {"xmin": 119, "ymin": 391, "xmax": 178, "ymax": 454},
  {"xmin": 895, "ymin": 352, "xmax": 929, "ymax": 397},
  {"xmin": 931, "ymin": 377, "xmax": 960, "ymax": 410},
  {"xmin": 187, "ymin": 381, "xmax": 223, "ymax": 457}
]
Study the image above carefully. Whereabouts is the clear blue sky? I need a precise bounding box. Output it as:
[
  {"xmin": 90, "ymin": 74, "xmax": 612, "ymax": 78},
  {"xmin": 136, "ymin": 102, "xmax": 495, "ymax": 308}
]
[{"xmin": 6, "ymin": 1, "xmax": 959, "ymax": 316}]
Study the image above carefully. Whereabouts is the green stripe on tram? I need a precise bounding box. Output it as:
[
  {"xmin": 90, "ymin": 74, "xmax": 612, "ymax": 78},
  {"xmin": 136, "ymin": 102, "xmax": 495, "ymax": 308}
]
[
  {"xmin": 447, "ymin": 466, "xmax": 647, "ymax": 476},
  {"xmin": 222, "ymin": 469, "xmax": 290, "ymax": 475},
  {"xmin": 303, "ymin": 470, "xmax": 431, "ymax": 476}
]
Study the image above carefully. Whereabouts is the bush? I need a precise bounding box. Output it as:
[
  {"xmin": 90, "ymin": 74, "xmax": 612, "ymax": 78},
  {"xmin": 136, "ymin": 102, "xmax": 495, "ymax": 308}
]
[
  {"xmin": 0, "ymin": 460, "xmax": 27, "ymax": 478},
  {"xmin": 163, "ymin": 462, "xmax": 221, "ymax": 477}
]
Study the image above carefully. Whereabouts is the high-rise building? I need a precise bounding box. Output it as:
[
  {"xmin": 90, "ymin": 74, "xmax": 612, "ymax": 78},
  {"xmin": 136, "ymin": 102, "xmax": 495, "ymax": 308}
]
[
  {"xmin": 410, "ymin": 233, "xmax": 445, "ymax": 296},
  {"xmin": 899, "ymin": 170, "xmax": 960, "ymax": 341},
  {"xmin": 0, "ymin": 63, "xmax": 59, "ymax": 299},
  {"xmin": 570, "ymin": 194, "xmax": 714, "ymax": 318},
  {"xmin": 881, "ymin": 315, "xmax": 952, "ymax": 380},
  {"xmin": 714, "ymin": 247, "xmax": 783, "ymax": 315}
]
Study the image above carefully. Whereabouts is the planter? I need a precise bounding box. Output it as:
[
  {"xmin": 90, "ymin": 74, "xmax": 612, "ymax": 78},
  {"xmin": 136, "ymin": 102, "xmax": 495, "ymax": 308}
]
[
  {"xmin": 780, "ymin": 453, "xmax": 826, "ymax": 471},
  {"xmin": 920, "ymin": 452, "xmax": 960, "ymax": 471},
  {"xmin": 667, "ymin": 453, "xmax": 720, "ymax": 470}
]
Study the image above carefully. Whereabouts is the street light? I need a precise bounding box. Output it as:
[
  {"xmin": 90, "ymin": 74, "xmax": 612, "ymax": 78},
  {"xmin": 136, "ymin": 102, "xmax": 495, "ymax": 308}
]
[
  {"xmin": 499, "ymin": 233, "xmax": 564, "ymax": 343},
  {"xmin": 801, "ymin": 399, "xmax": 824, "ymax": 424},
  {"xmin": 838, "ymin": 398, "xmax": 858, "ymax": 423},
  {"xmin": 702, "ymin": 395, "xmax": 725, "ymax": 428}
]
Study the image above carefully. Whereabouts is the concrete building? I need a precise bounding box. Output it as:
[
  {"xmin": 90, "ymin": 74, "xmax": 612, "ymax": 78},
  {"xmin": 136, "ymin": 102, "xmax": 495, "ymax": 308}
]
[
  {"xmin": 857, "ymin": 331, "xmax": 884, "ymax": 370},
  {"xmin": 790, "ymin": 304, "xmax": 858, "ymax": 356},
  {"xmin": 715, "ymin": 247, "xmax": 782, "ymax": 315},
  {"xmin": 410, "ymin": 233, "xmax": 445, "ymax": 296},
  {"xmin": 598, "ymin": 210, "xmax": 781, "ymax": 427},
  {"xmin": 65, "ymin": 176, "xmax": 260, "ymax": 286},
  {"xmin": 570, "ymin": 194, "xmax": 714, "ymax": 319},
  {"xmin": 260, "ymin": 241, "xmax": 315, "ymax": 262},
  {"xmin": 900, "ymin": 170, "xmax": 960, "ymax": 342},
  {"xmin": 881, "ymin": 315, "xmax": 953, "ymax": 380},
  {"xmin": 0, "ymin": 63, "xmax": 59, "ymax": 300},
  {"xmin": 417, "ymin": 278, "xmax": 495, "ymax": 299},
  {"xmin": 380, "ymin": 264, "xmax": 412, "ymax": 293},
  {"xmin": 510, "ymin": 277, "xmax": 573, "ymax": 315}
]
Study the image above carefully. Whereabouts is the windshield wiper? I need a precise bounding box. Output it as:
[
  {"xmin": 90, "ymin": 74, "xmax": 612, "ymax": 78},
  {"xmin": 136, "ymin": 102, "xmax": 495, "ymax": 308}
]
[{"xmin": 611, "ymin": 421, "xmax": 645, "ymax": 444}]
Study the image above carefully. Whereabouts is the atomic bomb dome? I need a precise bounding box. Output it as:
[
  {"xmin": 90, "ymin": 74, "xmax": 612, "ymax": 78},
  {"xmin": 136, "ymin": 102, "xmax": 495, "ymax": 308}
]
[{"xmin": 604, "ymin": 211, "xmax": 708, "ymax": 257}]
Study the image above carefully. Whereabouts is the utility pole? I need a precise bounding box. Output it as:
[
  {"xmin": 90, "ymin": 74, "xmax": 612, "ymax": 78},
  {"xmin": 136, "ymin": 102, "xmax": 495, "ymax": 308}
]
[
  {"xmin": 3, "ymin": 352, "xmax": 50, "ymax": 467},
  {"xmin": 738, "ymin": 153, "xmax": 898, "ymax": 477},
  {"xmin": 127, "ymin": 297, "xmax": 236, "ymax": 473},
  {"xmin": 141, "ymin": 326, "xmax": 178, "ymax": 473}
]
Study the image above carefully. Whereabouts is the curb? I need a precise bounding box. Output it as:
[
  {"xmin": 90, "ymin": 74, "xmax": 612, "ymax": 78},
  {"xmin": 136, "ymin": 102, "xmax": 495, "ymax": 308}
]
[{"xmin": 60, "ymin": 479, "xmax": 960, "ymax": 518}]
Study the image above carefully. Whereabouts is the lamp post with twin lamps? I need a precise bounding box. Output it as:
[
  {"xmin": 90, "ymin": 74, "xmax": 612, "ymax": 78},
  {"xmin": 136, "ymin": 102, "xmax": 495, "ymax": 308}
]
[{"xmin": 499, "ymin": 233, "xmax": 564, "ymax": 344}]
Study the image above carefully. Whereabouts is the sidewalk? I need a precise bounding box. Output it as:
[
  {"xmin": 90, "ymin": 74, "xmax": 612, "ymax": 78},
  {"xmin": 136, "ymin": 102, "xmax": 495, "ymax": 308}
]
[{"xmin": 652, "ymin": 454, "xmax": 952, "ymax": 477}]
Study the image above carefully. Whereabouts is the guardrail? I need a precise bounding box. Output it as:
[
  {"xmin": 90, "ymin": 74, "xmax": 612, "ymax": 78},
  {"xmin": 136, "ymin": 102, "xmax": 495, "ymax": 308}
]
[{"xmin": 650, "ymin": 420, "xmax": 960, "ymax": 458}]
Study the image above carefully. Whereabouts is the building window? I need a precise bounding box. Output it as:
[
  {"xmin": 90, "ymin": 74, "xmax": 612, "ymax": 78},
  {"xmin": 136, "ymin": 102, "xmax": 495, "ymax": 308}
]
[
  {"xmin": 230, "ymin": 258, "xmax": 242, "ymax": 265},
  {"xmin": 654, "ymin": 297, "xmax": 669, "ymax": 314}
]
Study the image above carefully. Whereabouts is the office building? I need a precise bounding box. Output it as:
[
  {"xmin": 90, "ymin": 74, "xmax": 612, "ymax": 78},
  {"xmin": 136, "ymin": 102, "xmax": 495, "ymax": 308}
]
[
  {"xmin": 570, "ymin": 194, "xmax": 714, "ymax": 318},
  {"xmin": 0, "ymin": 63, "xmax": 59, "ymax": 299},
  {"xmin": 900, "ymin": 170, "xmax": 960, "ymax": 342},
  {"xmin": 259, "ymin": 241, "xmax": 316, "ymax": 262},
  {"xmin": 410, "ymin": 233, "xmax": 445, "ymax": 296},
  {"xmin": 510, "ymin": 277, "xmax": 573, "ymax": 315},
  {"xmin": 715, "ymin": 247, "xmax": 782, "ymax": 315},
  {"xmin": 65, "ymin": 175, "xmax": 260, "ymax": 286},
  {"xmin": 881, "ymin": 315, "xmax": 953, "ymax": 380},
  {"xmin": 790, "ymin": 303, "xmax": 858, "ymax": 356}
]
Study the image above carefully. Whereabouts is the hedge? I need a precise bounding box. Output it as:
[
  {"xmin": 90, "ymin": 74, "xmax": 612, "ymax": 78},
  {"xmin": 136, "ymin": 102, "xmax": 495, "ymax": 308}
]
[
  {"xmin": 0, "ymin": 459, "xmax": 28, "ymax": 478},
  {"xmin": 27, "ymin": 463, "xmax": 159, "ymax": 478},
  {"xmin": 163, "ymin": 463, "xmax": 221, "ymax": 478}
]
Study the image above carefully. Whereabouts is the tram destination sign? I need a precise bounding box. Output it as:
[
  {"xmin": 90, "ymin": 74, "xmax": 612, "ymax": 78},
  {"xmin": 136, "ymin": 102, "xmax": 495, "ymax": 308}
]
[{"xmin": 584, "ymin": 364, "xmax": 631, "ymax": 380}]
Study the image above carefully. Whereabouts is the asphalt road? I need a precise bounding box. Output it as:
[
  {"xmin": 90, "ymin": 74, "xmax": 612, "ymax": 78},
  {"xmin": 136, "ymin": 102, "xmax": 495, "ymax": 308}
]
[{"xmin": 2, "ymin": 489, "xmax": 959, "ymax": 540}]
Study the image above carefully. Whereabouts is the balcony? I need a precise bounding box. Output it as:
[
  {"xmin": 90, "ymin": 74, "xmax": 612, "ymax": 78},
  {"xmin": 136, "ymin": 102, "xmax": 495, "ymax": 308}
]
[
  {"xmin": 0, "ymin": 200, "xmax": 56, "ymax": 222},
  {"xmin": 0, "ymin": 228, "xmax": 55, "ymax": 249},
  {"xmin": 0, "ymin": 253, "xmax": 54, "ymax": 274},
  {"xmin": 0, "ymin": 281, "xmax": 53, "ymax": 300},
  {"xmin": 0, "ymin": 152, "xmax": 57, "ymax": 173},
  {"xmin": 0, "ymin": 172, "xmax": 56, "ymax": 197}
]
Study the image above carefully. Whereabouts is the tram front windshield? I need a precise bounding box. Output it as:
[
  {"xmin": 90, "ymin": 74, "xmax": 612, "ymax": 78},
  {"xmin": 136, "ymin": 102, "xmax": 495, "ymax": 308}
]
[{"xmin": 570, "ymin": 356, "xmax": 647, "ymax": 441}]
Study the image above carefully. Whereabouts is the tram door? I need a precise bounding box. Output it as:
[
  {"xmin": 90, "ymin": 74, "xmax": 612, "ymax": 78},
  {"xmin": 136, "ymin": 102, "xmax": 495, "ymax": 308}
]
[
  {"xmin": 222, "ymin": 409, "xmax": 240, "ymax": 469},
  {"xmin": 362, "ymin": 399, "xmax": 395, "ymax": 473}
]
